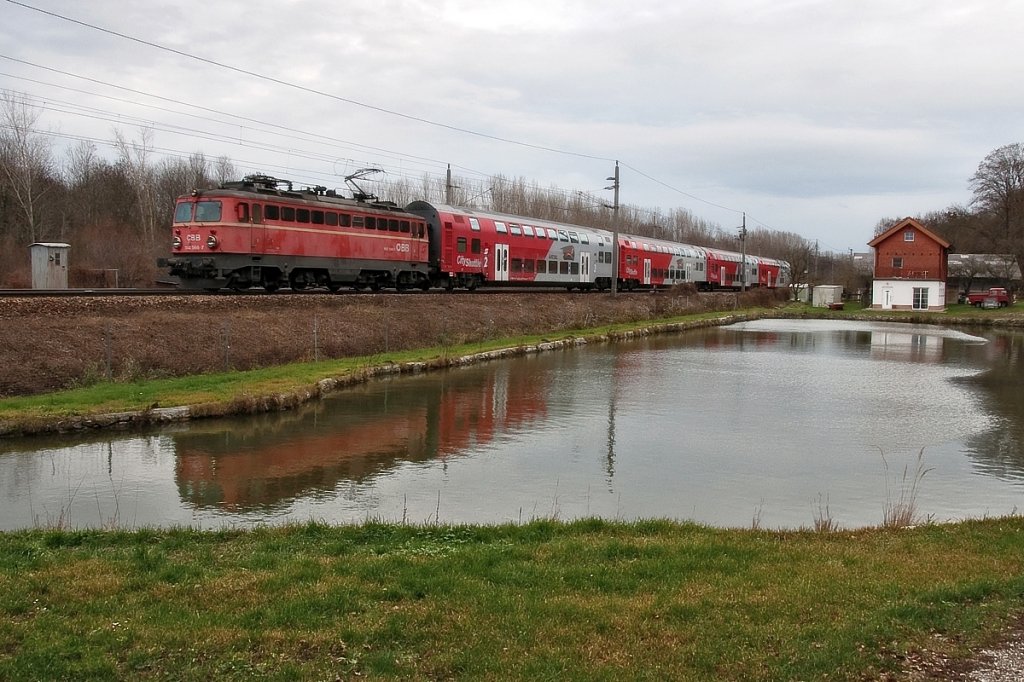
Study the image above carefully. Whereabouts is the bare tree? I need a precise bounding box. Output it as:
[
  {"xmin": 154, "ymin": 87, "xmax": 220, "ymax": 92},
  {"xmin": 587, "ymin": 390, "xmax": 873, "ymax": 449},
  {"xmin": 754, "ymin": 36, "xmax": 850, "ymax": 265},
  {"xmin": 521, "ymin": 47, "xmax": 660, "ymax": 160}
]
[
  {"xmin": 970, "ymin": 143, "xmax": 1024, "ymax": 264},
  {"xmin": 213, "ymin": 155, "xmax": 236, "ymax": 186},
  {"xmin": 0, "ymin": 91, "xmax": 54, "ymax": 244},
  {"xmin": 113, "ymin": 127, "xmax": 157, "ymax": 244}
]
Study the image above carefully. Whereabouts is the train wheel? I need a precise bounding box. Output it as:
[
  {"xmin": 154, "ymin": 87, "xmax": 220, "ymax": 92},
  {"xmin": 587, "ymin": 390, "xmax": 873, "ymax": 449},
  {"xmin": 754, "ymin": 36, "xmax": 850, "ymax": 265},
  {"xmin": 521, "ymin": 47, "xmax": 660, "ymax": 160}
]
[{"xmin": 264, "ymin": 282, "xmax": 279, "ymax": 293}]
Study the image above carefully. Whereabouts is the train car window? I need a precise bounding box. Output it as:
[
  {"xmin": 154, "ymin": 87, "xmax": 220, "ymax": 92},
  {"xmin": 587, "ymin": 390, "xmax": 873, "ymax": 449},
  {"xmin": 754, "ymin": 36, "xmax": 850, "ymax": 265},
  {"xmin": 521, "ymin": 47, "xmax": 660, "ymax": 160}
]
[
  {"xmin": 340, "ymin": 213, "xmax": 351, "ymax": 227},
  {"xmin": 568, "ymin": 232, "xmax": 579, "ymax": 243},
  {"xmin": 325, "ymin": 212, "xmax": 338, "ymax": 227},
  {"xmin": 549, "ymin": 258, "xmax": 558, "ymax": 272},
  {"xmin": 560, "ymin": 261, "xmax": 570, "ymax": 275},
  {"xmin": 469, "ymin": 217, "xmax": 481, "ymax": 231},
  {"xmin": 281, "ymin": 206, "xmax": 296, "ymax": 222},
  {"xmin": 194, "ymin": 200, "xmax": 222, "ymax": 222},
  {"xmin": 471, "ymin": 238, "xmax": 481, "ymax": 254},
  {"xmin": 389, "ymin": 219, "xmax": 400, "ymax": 232},
  {"xmin": 312, "ymin": 210, "xmax": 325, "ymax": 225},
  {"xmin": 558, "ymin": 230, "xmax": 569, "ymax": 242},
  {"xmin": 400, "ymin": 220, "xmax": 410, "ymax": 233},
  {"xmin": 173, "ymin": 202, "xmax": 193, "ymax": 223},
  {"xmin": 546, "ymin": 228, "xmax": 558, "ymax": 239},
  {"xmin": 511, "ymin": 258, "xmax": 523, "ymax": 273},
  {"xmin": 536, "ymin": 260, "xmax": 546, "ymax": 274},
  {"xmin": 523, "ymin": 225, "xmax": 535, "ymax": 237},
  {"xmin": 457, "ymin": 237, "xmax": 468, "ymax": 253},
  {"xmin": 265, "ymin": 204, "xmax": 280, "ymax": 220},
  {"xmin": 495, "ymin": 221, "xmax": 508, "ymax": 233},
  {"xmin": 416, "ymin": 222, "xmax": 425, "ymax": 237},
  {"xmin": 352, "ymin": 215, "xmax": 364, "ymax": 228},
  {"xmin": 366, "ymin": 217, "xmax": 376, "ymax": 229},
  {"xmin": 571, "ymin": 263, "xmax": 579, "ymax": 275},
  {"xmin": 510, "ymin": 224, "xmax": 522, "ymax": 236},
  {"xmin": 580, "ymin": 234, "xmax": 589, "ymax": 244},
  {"xmin": 535, "ymin": 227, "xmax": 545, "ymax": 239},
  {"xmin": 296, "ymin": 209, "xmax": 310, "ymax": 224},
  {"xmin": 252, "ymin": 204, "xmax": 263, "ymax": 224},
  {"xmin": 524, "ymin": 259, "xmax": 535, "ymax": 273},
  {"xmin": 236, "ymin": 203, "xmax": 250, "ymax": 222}
]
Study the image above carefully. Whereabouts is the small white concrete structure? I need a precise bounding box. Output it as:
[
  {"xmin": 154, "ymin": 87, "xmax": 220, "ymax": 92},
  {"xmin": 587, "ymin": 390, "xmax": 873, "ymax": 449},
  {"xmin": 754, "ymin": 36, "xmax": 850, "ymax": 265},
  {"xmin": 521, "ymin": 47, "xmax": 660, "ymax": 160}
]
[
  {"xmin": 812, "ymin": 285, "xmax": 844, "ymax": 307},
  {"xmin": 30, "ymin": 243, "xmax": 70, "ymax": 289}
]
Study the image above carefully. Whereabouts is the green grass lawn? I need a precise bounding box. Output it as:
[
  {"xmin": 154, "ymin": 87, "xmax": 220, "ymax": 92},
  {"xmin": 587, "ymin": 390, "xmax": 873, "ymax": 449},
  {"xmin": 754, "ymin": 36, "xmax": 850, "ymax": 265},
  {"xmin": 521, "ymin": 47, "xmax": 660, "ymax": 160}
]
[{"xmin": 1, "ymin": 519, "xmax": 1023, "ymax": 680}]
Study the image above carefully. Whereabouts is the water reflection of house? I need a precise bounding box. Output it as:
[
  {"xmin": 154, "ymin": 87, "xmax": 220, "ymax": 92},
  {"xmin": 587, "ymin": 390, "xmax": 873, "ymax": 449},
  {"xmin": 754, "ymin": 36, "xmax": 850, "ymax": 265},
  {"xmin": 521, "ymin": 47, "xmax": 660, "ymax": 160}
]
[
  {"xmin": 869, "ymin": 218, "xmax": 951, "ymax": 311},
  {"xmin": 173, "ymin": 365, "xmax": 549, "ymax": 511},
  {"xmin": 869, "ymin": 331, "xmax": 943, "ymax": 362}
]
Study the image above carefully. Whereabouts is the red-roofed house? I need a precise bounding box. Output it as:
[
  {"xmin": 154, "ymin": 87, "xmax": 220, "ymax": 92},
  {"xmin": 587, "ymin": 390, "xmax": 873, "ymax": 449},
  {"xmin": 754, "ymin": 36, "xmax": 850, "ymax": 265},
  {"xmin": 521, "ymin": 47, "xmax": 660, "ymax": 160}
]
[{"xmin": 868, "ymin": 218, "xmax": 951, "ymax": 311}]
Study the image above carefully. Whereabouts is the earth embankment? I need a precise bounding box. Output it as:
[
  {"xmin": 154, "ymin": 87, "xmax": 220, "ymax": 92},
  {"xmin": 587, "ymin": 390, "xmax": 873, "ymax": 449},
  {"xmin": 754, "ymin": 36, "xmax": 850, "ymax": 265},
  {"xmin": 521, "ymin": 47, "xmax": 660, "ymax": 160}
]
[{"xmin": 0, "ymin": 289, "xmax": 778, "ymax": 398}]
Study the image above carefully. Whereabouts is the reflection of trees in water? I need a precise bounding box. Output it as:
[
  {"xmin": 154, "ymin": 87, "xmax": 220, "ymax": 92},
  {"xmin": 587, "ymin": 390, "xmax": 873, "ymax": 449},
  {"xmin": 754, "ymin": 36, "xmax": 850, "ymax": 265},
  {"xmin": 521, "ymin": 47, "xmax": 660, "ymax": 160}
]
[
  {"xmin": 173, "ymin": 361, "xmax": 550, "ymax": 512},
  {"xmin": 960, "ymin": 333, "xmax": 1024, "ymax": 480}
]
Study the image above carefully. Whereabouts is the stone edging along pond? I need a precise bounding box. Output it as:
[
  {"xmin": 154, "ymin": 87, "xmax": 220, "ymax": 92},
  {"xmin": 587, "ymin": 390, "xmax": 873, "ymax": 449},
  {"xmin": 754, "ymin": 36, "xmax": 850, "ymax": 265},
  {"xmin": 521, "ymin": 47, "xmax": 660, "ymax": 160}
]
[
  {"xmin": 2, "ymin": 312, "xmax": 764, "ymax": 439},
  {"xmin": 7, "ymin": 307, "xmax": 1022, "ymax": 439}
]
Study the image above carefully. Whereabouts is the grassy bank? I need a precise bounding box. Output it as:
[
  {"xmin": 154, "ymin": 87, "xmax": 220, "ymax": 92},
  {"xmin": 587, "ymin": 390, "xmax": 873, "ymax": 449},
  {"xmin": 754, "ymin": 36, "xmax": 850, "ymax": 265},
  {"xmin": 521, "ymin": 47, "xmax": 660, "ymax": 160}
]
[
  {"xmin": 2, "ymin": 518, "xmax": 1023, "ymax": 680},
  {"xmin": 0, "ymin": 309, "xmax": 749, "ymax": 436}
]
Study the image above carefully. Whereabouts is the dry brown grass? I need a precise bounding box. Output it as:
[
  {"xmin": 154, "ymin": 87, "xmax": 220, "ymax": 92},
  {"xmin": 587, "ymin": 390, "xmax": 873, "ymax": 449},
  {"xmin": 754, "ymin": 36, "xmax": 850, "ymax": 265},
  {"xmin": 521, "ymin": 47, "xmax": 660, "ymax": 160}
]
[{"xmin": 0, "ymin": 289, "xmax": 785, "ymax": 397}]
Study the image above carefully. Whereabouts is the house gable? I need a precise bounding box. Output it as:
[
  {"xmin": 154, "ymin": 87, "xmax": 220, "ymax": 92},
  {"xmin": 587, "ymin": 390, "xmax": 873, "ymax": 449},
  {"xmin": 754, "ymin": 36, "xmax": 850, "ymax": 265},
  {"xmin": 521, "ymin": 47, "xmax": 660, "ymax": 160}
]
[{"xmin": 868, "ymin": 217, "xmax": 951, "ymax": 281}]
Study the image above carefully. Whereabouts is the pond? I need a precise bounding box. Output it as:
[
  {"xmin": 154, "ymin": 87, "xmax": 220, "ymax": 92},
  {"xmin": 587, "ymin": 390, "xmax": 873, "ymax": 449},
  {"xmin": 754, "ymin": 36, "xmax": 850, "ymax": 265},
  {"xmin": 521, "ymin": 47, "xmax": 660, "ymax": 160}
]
[{"xmin": 2, "ymin": 319, "xmax": 1023, "ymax": 530}]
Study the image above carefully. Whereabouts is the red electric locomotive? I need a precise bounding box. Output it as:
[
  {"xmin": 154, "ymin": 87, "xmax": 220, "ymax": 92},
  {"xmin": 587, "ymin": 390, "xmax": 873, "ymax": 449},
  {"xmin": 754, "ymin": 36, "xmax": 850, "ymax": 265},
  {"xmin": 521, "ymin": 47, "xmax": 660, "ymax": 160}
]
[{"xmin": 161, "ymin": 175, "xmax": 431, "ymax": 291}]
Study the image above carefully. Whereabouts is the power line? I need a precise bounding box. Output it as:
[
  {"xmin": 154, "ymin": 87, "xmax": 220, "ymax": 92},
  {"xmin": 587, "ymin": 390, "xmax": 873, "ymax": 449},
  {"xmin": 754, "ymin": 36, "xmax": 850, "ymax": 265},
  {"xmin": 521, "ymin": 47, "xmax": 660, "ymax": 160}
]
[
  {"xmin": 2, "ymin": 2, "xmax": 795, "ymax": 235},
  {"xmin": 0, "ymin": 55, "xmax": 494, "ymax": 180},
  {"xmin": 5, "ymin": 0, "xmax": 614, "ymax": 163}
]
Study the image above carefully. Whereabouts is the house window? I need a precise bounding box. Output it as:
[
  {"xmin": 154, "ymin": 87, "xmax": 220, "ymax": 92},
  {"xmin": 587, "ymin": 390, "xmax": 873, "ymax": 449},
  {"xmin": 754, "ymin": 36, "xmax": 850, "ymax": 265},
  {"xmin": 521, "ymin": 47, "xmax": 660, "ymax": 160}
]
[
  {"xmin": 904, "ymin": 230, "xmax": 915, "ymax": 242},
  {"xmin": 913, "ymin": 287, "xmax": 929, "ymax": 310},
  {"xmin": 892, "ymin": 257, "xmax": 904, "ymax": 269}
]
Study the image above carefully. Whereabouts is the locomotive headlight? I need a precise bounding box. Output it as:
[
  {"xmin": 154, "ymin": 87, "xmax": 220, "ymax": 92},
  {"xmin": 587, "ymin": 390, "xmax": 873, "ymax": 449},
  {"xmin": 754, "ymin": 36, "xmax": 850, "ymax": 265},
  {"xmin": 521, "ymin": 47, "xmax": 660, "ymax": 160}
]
[
  {"xmin": 206, "ymin": 234, "xmax": 219, "ymax": 249},
  {"xmin": 172, "ymin": 235, "xmax": 182, "ymax": 250}
]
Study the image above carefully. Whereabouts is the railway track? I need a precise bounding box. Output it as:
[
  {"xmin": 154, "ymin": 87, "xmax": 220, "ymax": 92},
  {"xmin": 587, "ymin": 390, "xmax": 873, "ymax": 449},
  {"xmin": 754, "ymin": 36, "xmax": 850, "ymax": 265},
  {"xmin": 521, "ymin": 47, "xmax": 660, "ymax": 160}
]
[{"xmin": 0, "ymin": 286, "xmax": 634, "ymax": 298}]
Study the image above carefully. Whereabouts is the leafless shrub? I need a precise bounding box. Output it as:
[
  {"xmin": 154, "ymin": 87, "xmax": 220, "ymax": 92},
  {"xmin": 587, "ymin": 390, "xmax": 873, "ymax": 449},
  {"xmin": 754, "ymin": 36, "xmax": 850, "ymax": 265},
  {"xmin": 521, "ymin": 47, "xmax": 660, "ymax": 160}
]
[
  {"xmin": 879, "ymin": 447, "xmax": 933, "ymax": 528},
  {"xmin": 813, "ymin": 493, "xmax": 838, "ymax": 532}
]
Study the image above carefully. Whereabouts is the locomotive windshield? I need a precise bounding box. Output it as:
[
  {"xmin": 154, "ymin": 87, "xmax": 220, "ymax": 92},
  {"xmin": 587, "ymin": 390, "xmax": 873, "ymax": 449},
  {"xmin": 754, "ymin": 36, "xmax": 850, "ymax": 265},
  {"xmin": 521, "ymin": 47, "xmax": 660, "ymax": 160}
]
[
  {"xmin": 194, "ymin": 201, "xmax": 222, "ymax": 222},
  {"xmin": 173, "ymin": 200, "xmax": 221, "ymax": 223},
  {"xmin": 173, "ymin": 202, "xmax": 193, "ymax": 223}
]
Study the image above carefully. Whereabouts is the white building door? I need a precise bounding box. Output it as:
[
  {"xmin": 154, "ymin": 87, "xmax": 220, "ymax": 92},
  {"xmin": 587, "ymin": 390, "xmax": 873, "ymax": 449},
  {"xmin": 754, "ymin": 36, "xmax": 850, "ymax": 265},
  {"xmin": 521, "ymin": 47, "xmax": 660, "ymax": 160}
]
[{"xmin": 883, "ymin": 287, "xmax": 893, "ymax": 310}]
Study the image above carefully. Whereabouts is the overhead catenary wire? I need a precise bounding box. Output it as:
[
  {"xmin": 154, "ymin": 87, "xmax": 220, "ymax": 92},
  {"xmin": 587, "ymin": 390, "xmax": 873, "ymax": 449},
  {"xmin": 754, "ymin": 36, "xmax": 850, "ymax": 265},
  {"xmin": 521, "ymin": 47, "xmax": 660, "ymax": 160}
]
[{"xmin": 3, "ymin": 0, "xmax": 790, "ymax": 236}]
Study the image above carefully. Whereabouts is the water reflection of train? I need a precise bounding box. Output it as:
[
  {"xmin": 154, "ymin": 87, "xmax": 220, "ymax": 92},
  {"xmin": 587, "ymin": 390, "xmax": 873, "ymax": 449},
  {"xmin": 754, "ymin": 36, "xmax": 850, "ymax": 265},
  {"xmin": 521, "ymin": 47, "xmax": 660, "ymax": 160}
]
[{"xmin": 173, "ymin": 362, "xmax": 549, "ymax": 511}]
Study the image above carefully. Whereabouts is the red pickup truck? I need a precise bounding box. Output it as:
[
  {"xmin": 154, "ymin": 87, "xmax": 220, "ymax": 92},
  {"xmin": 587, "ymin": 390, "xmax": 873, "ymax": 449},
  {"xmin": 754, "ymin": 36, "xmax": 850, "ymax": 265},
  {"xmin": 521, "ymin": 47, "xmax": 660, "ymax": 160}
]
[{"xmin": 964, "ymin": 287, "xmax": 1012, "ymax": 308}]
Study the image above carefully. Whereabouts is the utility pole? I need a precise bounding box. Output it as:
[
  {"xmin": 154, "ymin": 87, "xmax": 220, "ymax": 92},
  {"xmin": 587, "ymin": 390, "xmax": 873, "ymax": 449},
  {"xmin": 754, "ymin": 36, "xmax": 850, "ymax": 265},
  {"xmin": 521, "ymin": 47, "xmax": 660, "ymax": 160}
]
[
  {"xmin": 738, "ymin": 212, "xmax": 748, "ymax": 291},
  {"xmin": 445, "ymin": 164, "xmax": 453, "ymax": 205},
  {"xmin": 606, "ymin": 161, "xmax": 620, "ymax": 295}
]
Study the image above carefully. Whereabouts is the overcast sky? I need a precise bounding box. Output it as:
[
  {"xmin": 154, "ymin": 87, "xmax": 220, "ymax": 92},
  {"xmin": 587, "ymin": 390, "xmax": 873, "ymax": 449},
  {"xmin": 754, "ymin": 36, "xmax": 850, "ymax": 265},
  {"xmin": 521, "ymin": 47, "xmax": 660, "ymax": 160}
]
[{"xmin": 3, "ymin": 0, "xmax": 1023, "ymax": 253}]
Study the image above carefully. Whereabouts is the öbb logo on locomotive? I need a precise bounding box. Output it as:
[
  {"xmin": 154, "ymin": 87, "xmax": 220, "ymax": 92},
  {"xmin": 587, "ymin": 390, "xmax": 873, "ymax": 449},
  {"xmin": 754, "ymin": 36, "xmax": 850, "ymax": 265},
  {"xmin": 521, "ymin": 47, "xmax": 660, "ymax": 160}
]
[{"xmin": 159, "ymin": 175, "xmax": 791, "ymax": 293}]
